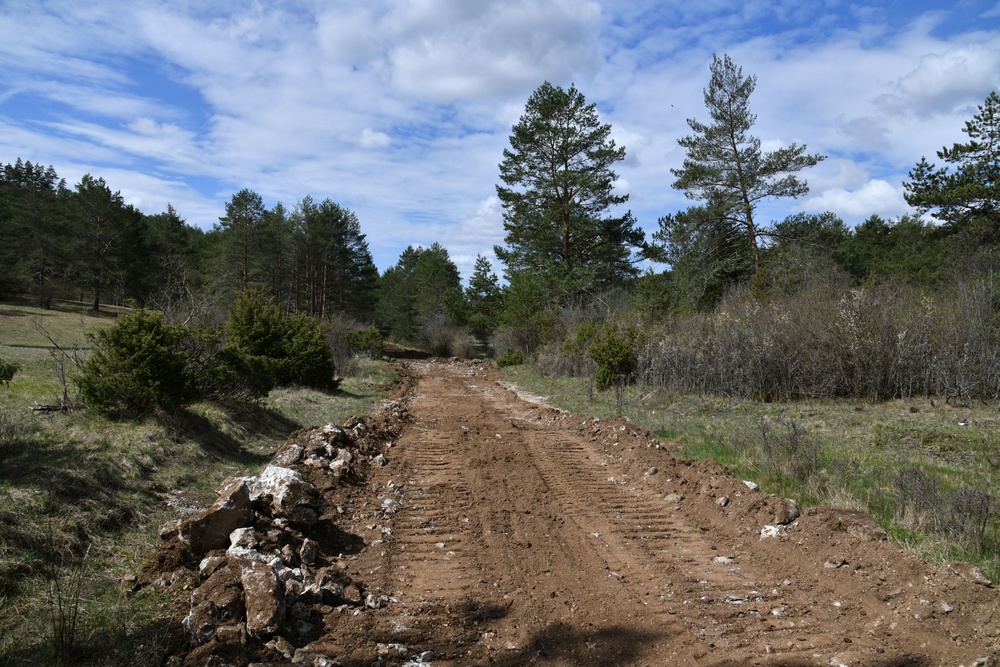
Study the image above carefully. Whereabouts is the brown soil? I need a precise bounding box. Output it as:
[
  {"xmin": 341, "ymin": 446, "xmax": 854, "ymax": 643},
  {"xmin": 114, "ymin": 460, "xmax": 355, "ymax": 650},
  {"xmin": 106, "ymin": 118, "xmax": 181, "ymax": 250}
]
[{"xmin": 159, "ymin": 359, "xmax": 1000, "ymax": 666}]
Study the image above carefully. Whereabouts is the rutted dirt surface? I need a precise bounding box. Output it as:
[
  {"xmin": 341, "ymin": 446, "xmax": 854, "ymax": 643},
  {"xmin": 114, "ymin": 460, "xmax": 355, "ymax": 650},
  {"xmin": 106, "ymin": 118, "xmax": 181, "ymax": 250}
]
[{"xmin": 155, "ymin": 359, "xmax": 1000, "ymax": 666}]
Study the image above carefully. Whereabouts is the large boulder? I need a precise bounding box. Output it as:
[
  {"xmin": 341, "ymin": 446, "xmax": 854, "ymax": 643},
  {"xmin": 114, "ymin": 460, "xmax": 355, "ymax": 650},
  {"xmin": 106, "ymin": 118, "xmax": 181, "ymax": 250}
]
[
  {"xmin": 250, "ymin": 466, "xmax": 323, "ymax": 529},
  {"xmin": 179, "ymin": 478, "xmax": 255, "ymax": 555}
]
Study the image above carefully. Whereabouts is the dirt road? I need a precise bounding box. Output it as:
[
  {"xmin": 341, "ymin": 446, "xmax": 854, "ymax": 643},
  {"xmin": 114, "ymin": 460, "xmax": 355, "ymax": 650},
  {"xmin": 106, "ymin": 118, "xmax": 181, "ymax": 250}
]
[{"xmin": 163, "ymin": 359, "xmax": 1000, "ymax": 666}]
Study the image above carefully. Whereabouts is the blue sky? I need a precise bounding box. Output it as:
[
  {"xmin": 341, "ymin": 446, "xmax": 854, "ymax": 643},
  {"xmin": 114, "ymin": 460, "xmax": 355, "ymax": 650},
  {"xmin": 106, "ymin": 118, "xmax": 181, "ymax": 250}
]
[{"xmin": 2, "ymin": 1, "xmax": 999, "ymax": 279}]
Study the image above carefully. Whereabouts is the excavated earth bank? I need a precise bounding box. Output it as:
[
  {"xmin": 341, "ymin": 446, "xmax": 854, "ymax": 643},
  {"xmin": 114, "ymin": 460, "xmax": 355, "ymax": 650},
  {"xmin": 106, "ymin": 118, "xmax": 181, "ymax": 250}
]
[{"xmin": 144, "ymin": 359, "xmax": 1000, "ymax": 666}]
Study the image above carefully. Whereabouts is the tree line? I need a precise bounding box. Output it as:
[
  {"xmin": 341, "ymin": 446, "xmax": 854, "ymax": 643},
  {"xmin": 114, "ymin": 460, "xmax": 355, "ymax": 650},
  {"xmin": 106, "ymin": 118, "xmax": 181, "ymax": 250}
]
[
  {"xmin": 2, "ymin": 53, "xmax": 998, "ymax": 401},
  {"xmin": 488, "ymin": 54, "xmax": 1000, "ymax": 402}
]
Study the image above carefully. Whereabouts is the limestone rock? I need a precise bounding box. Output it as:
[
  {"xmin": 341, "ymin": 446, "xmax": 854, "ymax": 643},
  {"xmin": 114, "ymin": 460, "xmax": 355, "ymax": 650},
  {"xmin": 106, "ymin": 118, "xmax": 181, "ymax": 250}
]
[
  {"xmin": 300, "ymin": 538, "xmax": 319, "ymax": 565},
  {"xmin": 240, "ymin": 559, "xmax": 285, "ymax": 639},
  {"xmin": 179, "ymin": 479, "xmax": 255, "ymax": 555},
  {"xmin": 774, "ymin": 498, "xmax": 802, "ymax": 525},
  {"xmin": 250, "ymin": 466, "xmax": 322, "ymax": 529}
]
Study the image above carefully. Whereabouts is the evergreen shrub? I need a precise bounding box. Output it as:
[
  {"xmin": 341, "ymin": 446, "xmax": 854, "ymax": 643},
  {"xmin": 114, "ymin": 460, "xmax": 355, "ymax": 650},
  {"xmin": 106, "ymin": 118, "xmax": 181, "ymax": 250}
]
[
  {"xmin": 0, "ymin": 357, "xmax": 19, "ymax": 387},
  {"xmin": 76, "ymin": 310, "xmax": 190, "ymax": 417}
]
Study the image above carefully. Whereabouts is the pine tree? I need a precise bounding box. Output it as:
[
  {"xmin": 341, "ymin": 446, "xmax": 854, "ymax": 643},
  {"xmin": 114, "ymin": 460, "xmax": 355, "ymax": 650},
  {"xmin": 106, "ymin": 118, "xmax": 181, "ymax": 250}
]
[
  {"xmin": 671, "ymin": 54, "xmax": 825, "ymax": 272},
  {"xmin": 218, "ymin": 189, "xmax": 266, "ymax": 292},
  {"xmin": 72, "ymin": 174, "xmax": 145, "ymax": 311},
  {"xmin": 904, "ymin": 90, "xmax": 1000, "ymax": 236},
  {"xmin": 496, "ymin": 82, "xmax": 647, "ymax": 301}
]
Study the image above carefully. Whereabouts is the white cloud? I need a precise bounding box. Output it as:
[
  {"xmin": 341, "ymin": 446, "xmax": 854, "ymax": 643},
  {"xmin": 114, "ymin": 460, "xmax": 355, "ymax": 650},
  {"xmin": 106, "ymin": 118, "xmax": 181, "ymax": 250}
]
[
  {"xmin": 876, "ymin": 44, "xmax": 1000, "ymax": 117},
  {"xmin": 359, "ymin": 129, "xmax": 392, "ymax": 148},
  {"xmin": 384, "ymin": 0, "xmax": 603, "ymax": 100},
  {"xmin": 803, "ymin": 179, "xmax": 911, "ymax": 220}
]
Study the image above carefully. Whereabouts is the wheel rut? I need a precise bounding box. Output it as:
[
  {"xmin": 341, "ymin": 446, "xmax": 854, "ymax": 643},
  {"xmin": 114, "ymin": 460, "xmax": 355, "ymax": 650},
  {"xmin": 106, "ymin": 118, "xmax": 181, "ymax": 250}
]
[{"xmin": 325, "ymin": 360, "xmax": 1000, "ymax": 666}]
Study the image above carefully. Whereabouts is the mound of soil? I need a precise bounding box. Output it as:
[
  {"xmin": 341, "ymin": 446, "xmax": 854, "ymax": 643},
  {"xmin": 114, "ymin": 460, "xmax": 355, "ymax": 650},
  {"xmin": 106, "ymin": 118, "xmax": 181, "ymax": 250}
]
[{"xmin": 145, "ymin": 359, "xmax": 1000, "ymax": 666}]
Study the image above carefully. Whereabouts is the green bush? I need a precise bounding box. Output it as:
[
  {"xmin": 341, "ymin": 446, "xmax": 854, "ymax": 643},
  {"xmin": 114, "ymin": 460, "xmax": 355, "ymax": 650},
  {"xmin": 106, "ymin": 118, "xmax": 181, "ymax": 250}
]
[
  {"xmin": 496, "ymin": 349, "xmax": 526, "ymax": 367},
  {"xmin": 0, "ymin": 357, "xmax": 19, "ymax": 387},
  {"xmin": 277, "ymin": 314, "xmax": 338, "ymax": 390},
  {"xmin": 589, "ymin": 323, "xmax": 640, "ymax": 391},
  {"xmin": 187, "ymin": 329, "xmax": 274, "ymax": 403},
  {"xmin": 76, "ymin": 310, "xmax": 191, "ymax": 418},
  {"xmin": 223, "ymin": 290, "xmax": 337, "ymax": 392},
  {"xmin": 224, "ymin": 289, "xmax": 287, "ymax": 361},
  {"xmin": 348, "ymin": 324, "xmax": 385, "ymax": 359}
]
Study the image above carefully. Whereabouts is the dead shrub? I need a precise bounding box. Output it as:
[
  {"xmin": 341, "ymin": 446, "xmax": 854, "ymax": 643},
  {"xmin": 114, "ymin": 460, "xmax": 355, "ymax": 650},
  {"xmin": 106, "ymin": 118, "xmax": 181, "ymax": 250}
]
[
  {"xmin": 420, "ymin": 315, "xmax": 477, "ymax": 358},
  {"xmin": 946, "ymin": 488, "xmax": 996, "ymax": 551},
  {"xmin": 752, "ymin": 416, "xmax": 821, "ymax": 481},
  {"xmin": 448, "ymin": 329, "xmax": 478, "ymax": 359},
  {"xmin": 894, "ymin": 467, "xmax": 943, "ymax": 531}
]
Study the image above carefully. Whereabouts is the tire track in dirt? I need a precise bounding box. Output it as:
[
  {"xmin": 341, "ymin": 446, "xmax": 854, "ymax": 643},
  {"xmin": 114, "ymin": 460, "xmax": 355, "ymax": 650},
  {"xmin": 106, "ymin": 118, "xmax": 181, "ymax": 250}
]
[
  {"xmin": 356, "ymin": 362, "xmax": 704, "ymax": 665},
  {"xmin": 325, "ymin": 360, "xmax": 1000, "ymax": 666},
  {"xmin": 505, "ymin": 408, "xmax": 782, "ymax": 662}
]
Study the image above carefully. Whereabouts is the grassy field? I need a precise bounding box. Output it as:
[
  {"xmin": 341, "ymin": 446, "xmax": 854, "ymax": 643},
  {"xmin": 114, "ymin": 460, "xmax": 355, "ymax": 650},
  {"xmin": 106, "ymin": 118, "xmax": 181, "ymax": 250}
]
[
  {"xmin": 0, "ymin": 301, "xmax": 395, "ymax": 666},
  {"xmin": 501, "ymin": 364, "xmax": 1000, "ymax": 582}
]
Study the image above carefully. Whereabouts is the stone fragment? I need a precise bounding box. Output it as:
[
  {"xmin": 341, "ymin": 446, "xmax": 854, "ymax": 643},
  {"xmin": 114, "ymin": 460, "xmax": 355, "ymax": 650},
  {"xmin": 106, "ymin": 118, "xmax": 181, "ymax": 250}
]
[
  {"xmin": 366, "ymin": 591, "xmax": 389, "ymax": 608},
  {"xmin": 214, "ymin": 623, "xmax": 246, "ymax": 644},
  {"xmin": 774, "ymin": 498, "xmax": 801, "ymax": 525},
  {"xmin": 240, "ymin": 559, "xmax": 285, "ymax": 639},
  {"xmin": 273, "ymin": 443, "xmax": 304, "ymax": 466},
  {"xmin": 343, "ymin": 582, "xmax": 363, "ymax": 604},
  {"xmin": 381, "ymin": 498, "xmax": 400, "ymax": 516},
  {"xmin": 267, "ymin": 636, "xmax": 296, "ymax": 659},
  {"xmin": 949, "ymin": 561, "xmax": 993, "ymax": 587},
  {"xmin": 300, "ymin": 537, "xmax": 319, "ymax": 565},
  {"xmin": 199, "ymin": 555, "xmax": 227, "ymax": 578},
  {"xmin": 159, "ymin": 520, "xmax": 181, "ymax": 541},
  {"xmin": 230, "ymin": 526, "xmax": 258, "ymax": 549},
  {"xmin": 759, "ymin": 525, "xmax": 786, "ymax": 540},
  {"xmin": 179, "ymin": 479, "xmax": 255, "ymax": 554},
  {"xmin": 715, "ymin": 496, "xmax": 730, "ymax": 508}
]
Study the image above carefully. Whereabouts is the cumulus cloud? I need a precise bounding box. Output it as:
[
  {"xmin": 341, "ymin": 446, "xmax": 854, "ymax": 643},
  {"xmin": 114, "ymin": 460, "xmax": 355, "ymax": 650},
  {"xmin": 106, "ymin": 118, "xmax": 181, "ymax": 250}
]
[
  {"xmin": 803, "ymin": 179, "xmax": 911, "ymax": 220},
  {"xmin": 384, "ymin": 0, "xmax": 603, "ymax": 100},
  {"xmin": 876, "ymin": 45, "xmax": 1000, "ymax": 117}
]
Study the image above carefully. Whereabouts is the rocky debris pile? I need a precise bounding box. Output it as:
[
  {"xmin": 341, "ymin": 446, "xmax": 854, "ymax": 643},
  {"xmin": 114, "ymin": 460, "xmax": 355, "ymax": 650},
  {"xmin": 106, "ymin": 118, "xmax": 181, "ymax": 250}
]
[{"xmin": 141, "ymin": 398, "xmax": 413, "ymax": 667}]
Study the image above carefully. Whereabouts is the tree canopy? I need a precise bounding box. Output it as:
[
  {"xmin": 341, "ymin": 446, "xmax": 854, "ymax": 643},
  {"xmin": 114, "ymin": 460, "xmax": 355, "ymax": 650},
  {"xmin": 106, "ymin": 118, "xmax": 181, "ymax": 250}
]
[
  {"xmin": 904, "ymin": 90, "xmax": 1000, "ymax": 237},
  {"xmin": 376, "ymin": 243, "xmax": 462, "ymax": 342},
  {"xmin": 670, "ymin": 54, "xmax": 825, "ymax": 272},
  {"xmin": 495, "ymin": 81, "xmax": 647, "ymax": 301}
]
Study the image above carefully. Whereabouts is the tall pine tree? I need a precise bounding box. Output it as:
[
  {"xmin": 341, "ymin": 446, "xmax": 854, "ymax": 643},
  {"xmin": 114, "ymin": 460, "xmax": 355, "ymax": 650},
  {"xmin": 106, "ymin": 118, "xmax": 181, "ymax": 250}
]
[
  {"xmin": 495, "ymin": 82, "xmax": 647, "ymax": 301},
  {"xmin": 671, "ymin": 54, "xmax": 824, "ymax": 272},
  {"xmin": 904, "ymin": 90, "xmax": 1000, "ymax": 239}
]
